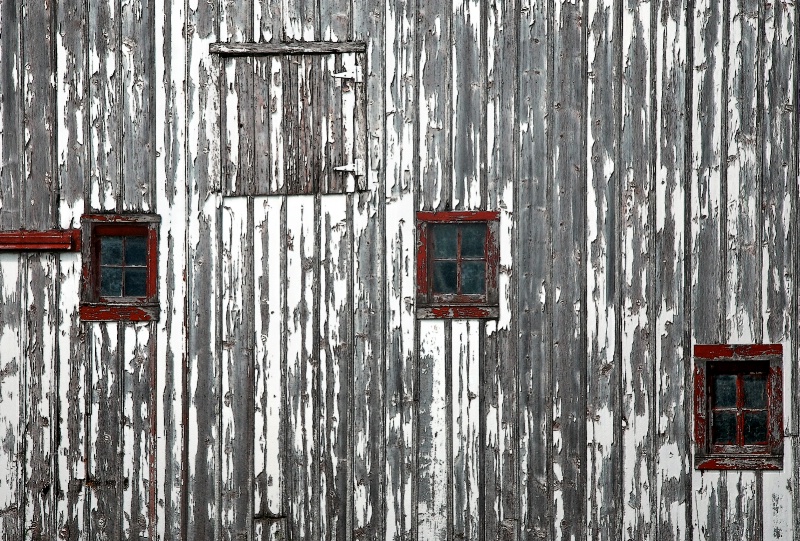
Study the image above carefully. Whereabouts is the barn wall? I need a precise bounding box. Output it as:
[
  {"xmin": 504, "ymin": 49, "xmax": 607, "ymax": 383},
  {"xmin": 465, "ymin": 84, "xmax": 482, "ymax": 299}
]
[{"xmin": 0, "ymin": 1, "xmax": 797, "ymax": 541}]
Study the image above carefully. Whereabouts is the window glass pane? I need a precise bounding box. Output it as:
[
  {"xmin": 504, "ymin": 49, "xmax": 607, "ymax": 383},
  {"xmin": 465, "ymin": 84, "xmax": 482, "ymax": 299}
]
[
  {"xmin": 432, "ymin": 261, "xmax": 457, "ymax": 294},
  {"xmin": 712, "ymin": 374, "xmax": 737, "ymax": 408},
  {"xmin": 743, "ymin": 411, "xmax": 768, "ymax": 444},
  {"xmin": 460, "ymin": 224, "xmax": 486, "ymax": 258},
  {"xmin": 125, "ymin": 236, "xmax": 148, "ymax": 266},
  {"xmin": 125, "ymin": 268, "xmax": 148, "ymax": 297},
  {"xmin": 743, "ymin": 373, "xmax": 767, "ymax": 409},
  {"xmin": 461, "ymin": 261, "xmax": 485, "ymax": 295},
  {"xmin": 100, "ymin": 237, "xmax": 123, "ymax": 265},
  {"xmin": 100, "ymin": 268, "xmax": 123, "ymax": 297},
  {"xmin": 712, "ymin": 411, "xmax": 737, "ymax": 444},
  {"xmin": 433, "ymin": 225, "xmax": 458, "ymax": 258}
]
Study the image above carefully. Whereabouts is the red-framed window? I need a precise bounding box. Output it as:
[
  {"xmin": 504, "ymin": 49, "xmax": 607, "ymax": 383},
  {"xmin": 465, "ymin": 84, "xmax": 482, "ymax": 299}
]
[
  {"xmin": 416, "ymin": 211, "xmax": 499, "ymax": 319},
  {"xmin": 694, "ymin": 344, "xmax": 783, "ymax": 470},
  {"xmin": 80, "ymin": 214, "xmax": 160, "ymax": 322}
]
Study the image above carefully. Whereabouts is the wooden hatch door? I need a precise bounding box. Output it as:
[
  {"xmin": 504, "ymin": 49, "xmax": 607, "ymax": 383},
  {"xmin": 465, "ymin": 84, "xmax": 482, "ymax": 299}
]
[{"xmin": 222, "ymin": 51, "xmax": 366, "ymax": 197}]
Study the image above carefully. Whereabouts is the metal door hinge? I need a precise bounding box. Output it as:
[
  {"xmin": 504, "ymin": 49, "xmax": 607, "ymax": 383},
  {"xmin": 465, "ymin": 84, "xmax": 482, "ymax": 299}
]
[
  {"xmin": 334, "ymin": 158, "xmax": 365, "ymax": 177},
  {"xmin": 332, "ymin": 68, "xmax": 363, "ymax": 84}
]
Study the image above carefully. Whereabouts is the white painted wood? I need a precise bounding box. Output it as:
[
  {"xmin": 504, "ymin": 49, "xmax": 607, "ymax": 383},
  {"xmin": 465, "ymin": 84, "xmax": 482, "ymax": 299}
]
[
  {"xmin": 451, "ymin": 320, "xmax": 480, "ymax": 540},
  {"xmin": 417, "ymin": 320, "xmax": 448, "ymax": 541},
  {"xmin": 0, "ymin": 255, "xmax": 22, "ymax": 541},
  {"xmin": 285, "ymin": 195, "xmax": 317, "ymax": 540},
  {"xmin": 253, "ymin": 195, "xmax": 285, "ymax": 517}
]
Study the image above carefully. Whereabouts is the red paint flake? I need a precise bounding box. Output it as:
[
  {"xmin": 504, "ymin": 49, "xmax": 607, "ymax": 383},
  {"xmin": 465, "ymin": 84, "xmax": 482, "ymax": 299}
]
[
  {"xmin": 428, "ymin": 306, "xmax": 494, "ymax": 319},
  {"xmin": 694, "ymin": 343, "xmax": 782, "ymax": 359},
  {"xmin": 416, "ymin": 210, "xmax": 500, "ymax": 222},
  {"xmin": 0, "ymin": 229, "xmax": 81, "ymax": 251},
  {"xmin": 80, "ymin": 304, "xmax": 155, "ymax": 322}
]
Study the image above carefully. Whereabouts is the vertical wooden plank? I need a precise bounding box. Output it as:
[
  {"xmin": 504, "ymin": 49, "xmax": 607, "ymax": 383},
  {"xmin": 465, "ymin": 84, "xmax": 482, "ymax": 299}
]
[
  {"xmin": 283, "ymin": 0, "xmax": 316, "ymax": 41},
  {"xmin": 550, "ymin": 0, "xmax": 587, "ymax": 538},
  {"xmin": 319, "ymin": 195, "xmax": 351, "ymax": 541},
  {"xmin": 319, "ymin": 0, "xmax": 350, "ymax": 41},
  {"xmin": 121, "ymin": 323, "xmax": 154, "ymax": 540},
  {"xmin": 224, "ymin": 57, "xmax": 255, "ymax": 196},
  {"xmin": 253, "ymin": 196, "xmax": 285, "ymax": 520},
  {"xmin": 186, "ymin": 0, "xmax": 221, "ymax": 534},
  {"xmin": 221, "ymin": 196, "xmax": 254, "ymax": 541},
  {"xmin": 485, "ymin": 1, "xmax": 518, "ymax": 538},
  {"xmin": 451, "ymin": 0, "xmax": 482, "ymax": 210},
  {"xmin": 722, "ymin": 0, "xmax": 761, "ymax": 537},
  {"xmin": 0, "ymin": 0, "xmax": 22, "ymax": 229},
  {"xmin": 724, "ymin": 0, "xmax": 760, "ymax": 345},
  {"xmin": 654, "ymin": 0, "xmax": 690, "ymax": 539},
  {"xmin": 620, "ymin": 0, "xmax": 655, "ymax": 539},
  {"xmin": 56, "ymin": 1, "xmax": 89, "ymax": 537},
  {"xmin": 417, "ymin": 320, "xmax": 448, "ymax": 541},
  {"xmin": 254, "ymin": 58, "xmax": 273, "ymax": 195},
  {"xmin": 88, "ymin": 0, "xmax": 121, "ymax": 211},
  {"xmin": 254, "ymin": 0, "xmax": 281, "ymax": 43},
  {"xmin": 56, "ymin": 0, "xmax": 87, "ymax": 526},
  {"xmin": 21, "ymin": 0, "xmax": 56, "ymax": 229},
  {"xmin": 87, "ymin": 322, "xmax": 122, "ymax": 541},
  {"xmin": 269, "ymin": 57, "xmax": 285, "ymax": 194},
  {"xmin": 418, "ymin": 0, "xmax": 451, "ymax": 210},
  {"xmin": 121, "ymin": 0, "xmax": 154, "ymax": 211},
  {"xmin": 57, "ymin": 251, "xmax": 85, "ymax": 541},
  {"xmin": 517, "ymin": 0, "xmax": 550, "ymax": 536},
  {"xmin": 296, "ymin": 55, "xmax": 317, "ymax": 194},
  {"xmin": 761, "ymin": 0, "xmax": 795, "ymax": 538},
  {"xmin": 586, "ymin": 0, "xmax": 620, "ymax": 537},
  {"xmin": 321, "ymin": 54, "xmax": 342, "ymax": 195},
  {"xmin": 153, "ymin": 0, "xmax": 187, "ymax": 536},
  {"xmin": 335, "ymin": 53, "xmax": 359, "ymax": 194},
  {"xmin": 690, "ymin": 0, "xmax": 726, "ymax": 535},
  {"xmin": 451, "ymin": 321, "xmax": 481, "ymax": 541},
  {"xmin": 23, "ymin": 255, "xmax": 58, "ymax": 540},
  {"xmin": 56, "ymin": 0, "xmax": 88, "ymax": 227},
  {"xmin": 285, "ymin": 195, "xmax": 318, "ymax": 541},
  {"xmin": 383, "ymin": 0, "xmax": 416, "ymax": 537},
  {"xmin": 0, "ymin": 255, "xmax": 22, "ymax": 541},
  {"xmin": 343, "ymin": 34, "xmax": 383, "ymax": 541}
]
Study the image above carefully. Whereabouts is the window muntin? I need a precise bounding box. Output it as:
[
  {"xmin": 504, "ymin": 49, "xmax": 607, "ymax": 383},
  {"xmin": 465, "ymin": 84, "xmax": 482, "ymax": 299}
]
[
  {"xmin": 430, "ymin": 223, "xmax": 488, "ymax": 299},
  {"xmin": 708, "ymin": 362, "xmax": 769, "ymax": 451},
  {"xmin": 694, "ymin": 344, "xmax": 783, "ymax": 470},
  {"xmin": 98, "ymin": 234, "xmax": 149, "ymax": 298}
]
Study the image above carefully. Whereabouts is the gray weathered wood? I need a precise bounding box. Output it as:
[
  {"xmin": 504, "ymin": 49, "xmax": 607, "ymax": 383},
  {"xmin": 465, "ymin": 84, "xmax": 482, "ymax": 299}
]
[
  {"xmin": 418, "ymin": 0, "xmax": 451, "ymax": 211},
  {"xmin": 654, "ymin": 0, "xmax": 691, "ymax": 539},
  {"xmin": 0, "ymin": 0, "xmax": 22, "ymax": 230},
  {"xmin": 89, "ymin": 0, "xmax": 121, "ymax": 211},
  {"xmin": 185, "ymin": 0, "xmax": 221, "ymax": 536},
  {"xmin": 485, "ymin": 2, "xmax": 518, "ymax": 538},
  {"xmin": 517, "ymin": 0, "xmax": 550, "ymax": 537},
  {"xmin": 586, "ymin": 0, "xmax": 620, "ymax": 538},
  {"xmin": 620, "ymin": 1, "xmax": 656, "ymax": 539},
  {"xmin": 382, "ymin": 0, "xmax": 416, "ymax": 538},
  {"xmin": 210, "ymin": 41, "xmax": 366, "ymax": 56},
  {"xmin": 550, "ymin": 0, "xmax": 587, "ymax": 538},
  {"xmin": 21, "ymin": 0, "xmax": 56, "ymax": 229},
  {"xmin": 121, "ymin": 0, "xmax": 154, "ymax": 211}
]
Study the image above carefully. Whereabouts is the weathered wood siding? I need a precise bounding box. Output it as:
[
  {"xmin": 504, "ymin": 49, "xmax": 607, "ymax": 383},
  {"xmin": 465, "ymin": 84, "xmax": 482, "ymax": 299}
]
[{"xmin": 0, "ymin": 1, "xmax": 797, "ymax": 540}]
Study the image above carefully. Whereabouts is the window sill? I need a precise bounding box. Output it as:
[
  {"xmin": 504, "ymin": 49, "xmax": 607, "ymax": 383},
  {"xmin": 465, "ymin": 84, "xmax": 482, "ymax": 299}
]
[
  {"xmin": 80, "ymin": 302, "xmax": 160, "ymax": 322},
  {"xmin": 416, "ymin": 305, "xmax": 499, "ymax": 319},
  {"xmin": 695, "ymin": 454, "xmax": 783, "ymax": 471}
]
